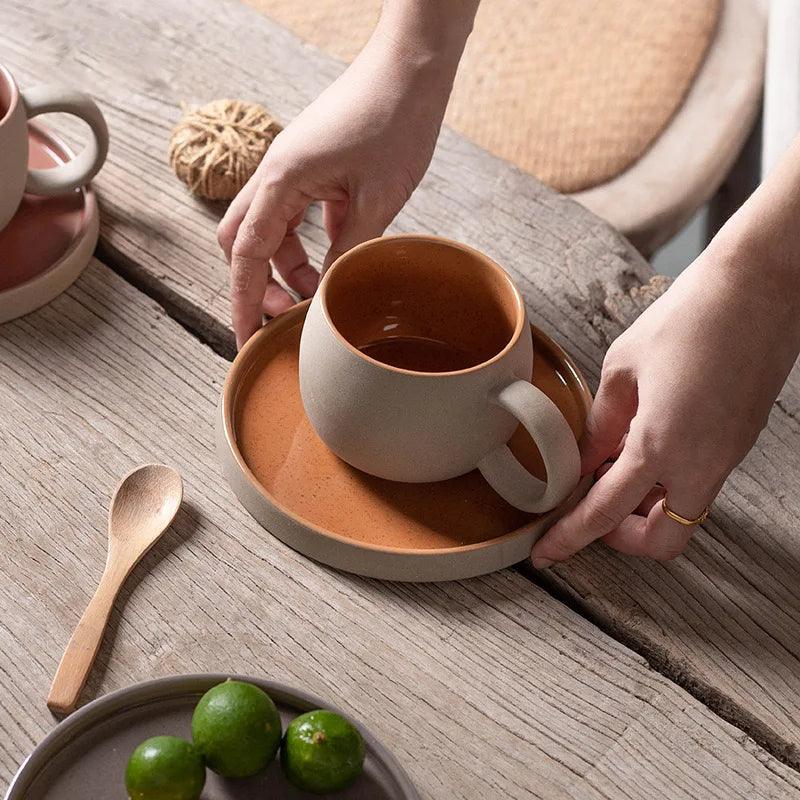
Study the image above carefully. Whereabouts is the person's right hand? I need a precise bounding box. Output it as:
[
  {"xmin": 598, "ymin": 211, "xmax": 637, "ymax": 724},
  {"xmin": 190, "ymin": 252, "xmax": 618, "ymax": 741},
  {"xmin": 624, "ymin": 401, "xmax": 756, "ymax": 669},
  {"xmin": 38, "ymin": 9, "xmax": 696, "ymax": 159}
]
[{"xmin": 217, "ymin": 22, "xmax": 466, "ymax": 348}]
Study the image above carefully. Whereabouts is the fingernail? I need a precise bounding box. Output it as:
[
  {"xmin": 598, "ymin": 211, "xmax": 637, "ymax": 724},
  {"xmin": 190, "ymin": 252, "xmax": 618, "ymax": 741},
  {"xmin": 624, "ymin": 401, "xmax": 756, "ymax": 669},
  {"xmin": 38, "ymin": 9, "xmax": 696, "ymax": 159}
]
[{"xmin": 531, "ymin": 557, "xmax": 554, "ymax": 570}]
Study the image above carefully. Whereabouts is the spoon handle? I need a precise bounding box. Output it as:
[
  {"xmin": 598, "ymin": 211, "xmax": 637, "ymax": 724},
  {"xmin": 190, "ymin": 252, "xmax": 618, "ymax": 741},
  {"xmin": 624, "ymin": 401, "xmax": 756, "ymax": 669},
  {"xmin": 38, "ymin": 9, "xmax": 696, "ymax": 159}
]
[{"xmin": 47, "ymin": 567, "xmax": 123, "ymax": 715}]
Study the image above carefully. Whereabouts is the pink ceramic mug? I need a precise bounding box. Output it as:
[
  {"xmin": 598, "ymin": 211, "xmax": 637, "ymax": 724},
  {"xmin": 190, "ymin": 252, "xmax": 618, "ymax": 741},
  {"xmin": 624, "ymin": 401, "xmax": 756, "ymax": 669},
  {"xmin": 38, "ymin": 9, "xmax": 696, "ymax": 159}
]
[{"xmin": 0, "ymin": 64, "xmax": 108, "ymax": 231}]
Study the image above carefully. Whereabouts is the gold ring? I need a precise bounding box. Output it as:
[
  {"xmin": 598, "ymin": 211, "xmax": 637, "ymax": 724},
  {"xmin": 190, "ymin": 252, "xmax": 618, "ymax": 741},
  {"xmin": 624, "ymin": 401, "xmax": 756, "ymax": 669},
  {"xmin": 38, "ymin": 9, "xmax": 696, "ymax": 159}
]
[{"xmin": 661, "ymin": 497, "xmax": 710, "ymax": 526}]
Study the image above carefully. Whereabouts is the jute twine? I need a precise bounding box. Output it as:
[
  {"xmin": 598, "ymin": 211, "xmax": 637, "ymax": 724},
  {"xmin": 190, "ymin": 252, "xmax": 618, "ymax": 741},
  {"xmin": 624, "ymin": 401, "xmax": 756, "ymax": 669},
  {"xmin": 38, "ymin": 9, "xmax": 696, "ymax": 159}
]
[{"xmin": 169, "ymin": 99, "xmax": 282, "ymax": 199}]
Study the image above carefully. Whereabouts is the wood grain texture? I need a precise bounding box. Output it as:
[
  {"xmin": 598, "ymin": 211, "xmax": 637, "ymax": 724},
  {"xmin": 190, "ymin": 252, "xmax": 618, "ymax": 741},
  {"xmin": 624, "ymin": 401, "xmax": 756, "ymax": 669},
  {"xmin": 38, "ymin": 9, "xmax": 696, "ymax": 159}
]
[
  {"xmin": 1, "ymin": 261, "xmax": 799, "ymax": 799},
  {"xmin": 2, "ymin": 0, "xmax": 799, "ymax": 774}
]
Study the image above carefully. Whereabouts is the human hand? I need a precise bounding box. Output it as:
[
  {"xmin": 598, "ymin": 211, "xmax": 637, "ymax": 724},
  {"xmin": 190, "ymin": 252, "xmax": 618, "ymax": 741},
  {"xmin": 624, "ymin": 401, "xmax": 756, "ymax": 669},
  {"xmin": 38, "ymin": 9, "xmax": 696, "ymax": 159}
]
[
  {"xmin": 531, "ymin": 238, "xmax": 800, "ymax": 567},
  {"xmin": 217, "ymin": 16, "xmax": 469, "ymax": 348}
]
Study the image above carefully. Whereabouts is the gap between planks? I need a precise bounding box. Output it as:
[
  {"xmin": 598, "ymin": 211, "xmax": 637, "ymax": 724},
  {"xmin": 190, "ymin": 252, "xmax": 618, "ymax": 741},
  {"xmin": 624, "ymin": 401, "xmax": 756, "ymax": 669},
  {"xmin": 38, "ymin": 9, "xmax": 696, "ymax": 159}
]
[{"xmin": 520, "ymin": 563, "xmax": 800, "ymax": 772}]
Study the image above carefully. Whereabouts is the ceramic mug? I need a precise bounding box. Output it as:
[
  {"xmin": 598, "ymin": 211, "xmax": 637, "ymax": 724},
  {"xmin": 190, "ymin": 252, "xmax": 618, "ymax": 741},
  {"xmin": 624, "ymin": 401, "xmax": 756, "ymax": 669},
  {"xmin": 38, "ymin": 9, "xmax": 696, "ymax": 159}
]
[
  {"xmin": 299, "ymin": 234, "xmax": 580, "ymax": 513},
  {"xmin": 0, "ymin": 63, "xmax": 109, "ymax": 231}
]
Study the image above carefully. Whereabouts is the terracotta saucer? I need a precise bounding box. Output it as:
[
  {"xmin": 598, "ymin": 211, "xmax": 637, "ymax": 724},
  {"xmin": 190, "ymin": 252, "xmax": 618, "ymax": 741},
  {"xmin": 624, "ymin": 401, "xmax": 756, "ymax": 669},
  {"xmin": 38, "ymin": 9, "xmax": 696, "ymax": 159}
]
[
  {"xmin": 0, "ymin": 122, "xmax": 99, "ymax": 324},
  {"xmin": 218, "ymin": 301, "xmax": 593, "ymax": 582}
]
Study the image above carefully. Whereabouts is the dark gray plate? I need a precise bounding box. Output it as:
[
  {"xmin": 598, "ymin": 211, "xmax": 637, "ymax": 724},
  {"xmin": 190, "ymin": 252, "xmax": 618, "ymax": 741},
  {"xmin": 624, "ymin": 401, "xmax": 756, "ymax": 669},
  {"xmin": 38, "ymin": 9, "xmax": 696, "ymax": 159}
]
[{"xmin": 6, "ymin": 674, "xmax": 419, "ymax": 799}]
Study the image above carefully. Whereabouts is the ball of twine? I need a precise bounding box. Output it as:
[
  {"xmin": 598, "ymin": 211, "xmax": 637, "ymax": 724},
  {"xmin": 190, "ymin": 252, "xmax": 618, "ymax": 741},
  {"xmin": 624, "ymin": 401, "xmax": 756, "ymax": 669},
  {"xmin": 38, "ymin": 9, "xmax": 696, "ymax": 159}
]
[{"xmin": 169, "ymin": 99, "xmax": 282, "ymax": 200}]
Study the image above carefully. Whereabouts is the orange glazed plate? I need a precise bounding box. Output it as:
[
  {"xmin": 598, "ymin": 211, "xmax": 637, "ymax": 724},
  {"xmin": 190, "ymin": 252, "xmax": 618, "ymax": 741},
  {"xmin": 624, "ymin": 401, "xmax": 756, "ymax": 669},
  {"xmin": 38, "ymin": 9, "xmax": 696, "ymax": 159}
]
[{"xmin": 218, "ymin": 300, "xmax": 593, "ymax": 582}]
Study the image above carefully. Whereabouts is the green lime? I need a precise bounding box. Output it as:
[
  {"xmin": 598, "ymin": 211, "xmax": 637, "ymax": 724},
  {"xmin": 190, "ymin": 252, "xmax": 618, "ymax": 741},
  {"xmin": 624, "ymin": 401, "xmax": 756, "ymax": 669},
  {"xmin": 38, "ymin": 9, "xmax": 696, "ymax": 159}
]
[
  {"xmin": 281, "ymin": 709, "xmax": 365, "ymax": 794},
  {"xmin": 191, "ymin": 679, "xmax": 282, "ymax": 777},
  {"xmin": 124, "ymin": 735, "xmax": 205, "ymax": 800}
]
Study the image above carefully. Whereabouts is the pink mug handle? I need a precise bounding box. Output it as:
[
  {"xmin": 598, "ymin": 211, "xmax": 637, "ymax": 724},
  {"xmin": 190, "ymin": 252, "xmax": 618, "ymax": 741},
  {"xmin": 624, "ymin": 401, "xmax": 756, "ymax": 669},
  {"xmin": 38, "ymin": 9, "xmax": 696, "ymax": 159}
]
[{"xmin": 22, "ymin": 85, "xmax": 108, "ymax": 195}]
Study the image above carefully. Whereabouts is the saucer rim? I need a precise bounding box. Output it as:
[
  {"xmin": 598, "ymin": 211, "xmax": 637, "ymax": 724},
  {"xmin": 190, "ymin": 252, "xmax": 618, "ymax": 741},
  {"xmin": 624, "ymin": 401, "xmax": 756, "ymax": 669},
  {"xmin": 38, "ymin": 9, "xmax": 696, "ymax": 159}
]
[{"xmin": 219, "ymin": 300, "xmax": 593, "ymax": 572}]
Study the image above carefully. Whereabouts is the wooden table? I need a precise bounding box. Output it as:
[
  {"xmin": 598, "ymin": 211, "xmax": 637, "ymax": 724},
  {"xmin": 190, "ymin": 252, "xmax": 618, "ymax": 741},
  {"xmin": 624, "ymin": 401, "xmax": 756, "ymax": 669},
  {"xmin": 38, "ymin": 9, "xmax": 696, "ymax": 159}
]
[{"xmin": 2, "ymin": 1, "xmax": 799, "ymax": 797}]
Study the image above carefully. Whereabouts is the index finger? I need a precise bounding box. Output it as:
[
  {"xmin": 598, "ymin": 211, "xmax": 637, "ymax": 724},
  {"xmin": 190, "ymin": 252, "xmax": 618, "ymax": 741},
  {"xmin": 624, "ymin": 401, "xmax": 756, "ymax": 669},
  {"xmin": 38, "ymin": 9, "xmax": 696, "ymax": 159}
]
[
  {"xmin": 230, "ymin": 180, "xmax": 306, "ymax": 348},
  {"xmin": 531, "ymin": 442, "xmax": 659, "ymax": 567}
]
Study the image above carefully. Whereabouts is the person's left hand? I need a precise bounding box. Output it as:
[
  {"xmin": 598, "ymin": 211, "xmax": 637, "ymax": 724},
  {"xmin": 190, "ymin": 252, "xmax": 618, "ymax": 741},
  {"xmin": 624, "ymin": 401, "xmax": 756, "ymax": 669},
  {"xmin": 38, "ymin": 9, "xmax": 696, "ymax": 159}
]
[{"xmin": 531, "ymin": 237, "xmax": 800, "ymax": 567}]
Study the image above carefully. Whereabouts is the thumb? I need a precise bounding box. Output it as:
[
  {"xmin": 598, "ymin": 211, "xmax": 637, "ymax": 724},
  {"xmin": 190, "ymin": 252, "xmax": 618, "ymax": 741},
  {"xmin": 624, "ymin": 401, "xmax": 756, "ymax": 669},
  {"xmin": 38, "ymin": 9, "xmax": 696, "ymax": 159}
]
[
  {"xmin": 580, "ymin": 365, "xmax": 637, "ymax": 475},
  {"xmin": 323, "ymin": 201, "xmax": 392, "ymax": 272}
]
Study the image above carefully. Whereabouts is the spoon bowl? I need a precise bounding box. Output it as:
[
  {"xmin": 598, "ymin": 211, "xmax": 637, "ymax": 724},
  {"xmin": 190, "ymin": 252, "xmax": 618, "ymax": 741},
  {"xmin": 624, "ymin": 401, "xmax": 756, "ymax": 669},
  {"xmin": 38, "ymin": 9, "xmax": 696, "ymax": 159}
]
[{"xmin": 108, "ymin": 464, "xmax": 183, "ymax": 561}]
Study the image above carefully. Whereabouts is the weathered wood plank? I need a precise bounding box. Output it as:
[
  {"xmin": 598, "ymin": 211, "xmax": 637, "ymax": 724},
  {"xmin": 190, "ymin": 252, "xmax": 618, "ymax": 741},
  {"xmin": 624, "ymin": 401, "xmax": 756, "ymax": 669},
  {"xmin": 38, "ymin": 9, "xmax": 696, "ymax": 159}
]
[
  {"xmin": 1, "ymin": 260, "xmax": 799, "ymax": 798},
  {"xmin": 3, "ymin": 0, "xmax": 800, "ymax": 770}
]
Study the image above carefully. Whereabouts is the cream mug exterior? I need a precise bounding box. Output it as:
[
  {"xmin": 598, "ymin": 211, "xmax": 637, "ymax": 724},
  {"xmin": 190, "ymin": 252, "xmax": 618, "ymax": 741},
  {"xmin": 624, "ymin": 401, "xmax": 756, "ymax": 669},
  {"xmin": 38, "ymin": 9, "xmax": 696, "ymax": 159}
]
[
  {"xmin": 299, "ymin": 235, "xmax": 580, "ymax": 513},
  {"xmin": 0, "ymin": 63, "xmax": 109, "ymax": 231}
]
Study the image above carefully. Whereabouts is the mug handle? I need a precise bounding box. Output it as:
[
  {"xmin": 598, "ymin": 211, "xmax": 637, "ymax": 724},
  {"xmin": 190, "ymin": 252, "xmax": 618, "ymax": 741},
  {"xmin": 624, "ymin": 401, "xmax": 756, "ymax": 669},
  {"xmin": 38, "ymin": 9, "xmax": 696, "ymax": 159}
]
[
  {"xmin": 477, "ymin": 378, "xmax": 580, "ymax": 513},
  {"xmin": 21, "ymin": 86, "xmax": 109, "ymax": 196}
]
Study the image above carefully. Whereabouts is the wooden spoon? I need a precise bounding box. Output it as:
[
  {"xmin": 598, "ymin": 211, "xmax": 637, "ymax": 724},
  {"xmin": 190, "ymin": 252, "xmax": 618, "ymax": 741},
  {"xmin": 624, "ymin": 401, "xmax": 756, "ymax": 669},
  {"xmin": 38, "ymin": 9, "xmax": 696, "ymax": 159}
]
[{"xmin": 47, "ymin": 464, "xmax": 183, "ymax": 715}]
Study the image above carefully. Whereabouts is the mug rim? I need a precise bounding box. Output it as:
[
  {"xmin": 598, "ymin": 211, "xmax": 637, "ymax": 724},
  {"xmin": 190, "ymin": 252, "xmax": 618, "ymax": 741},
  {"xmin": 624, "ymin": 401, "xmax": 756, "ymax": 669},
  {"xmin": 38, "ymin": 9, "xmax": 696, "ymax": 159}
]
[
  {"xmin": 0, "ymin": 63, "xmax": 19, "ymax": 127},
  {"xmin": 319, "ymin": 233, "xmax": 526, "ymax": 377}
]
